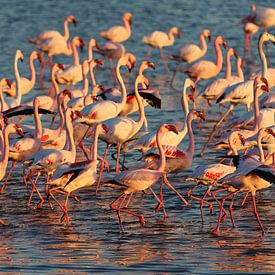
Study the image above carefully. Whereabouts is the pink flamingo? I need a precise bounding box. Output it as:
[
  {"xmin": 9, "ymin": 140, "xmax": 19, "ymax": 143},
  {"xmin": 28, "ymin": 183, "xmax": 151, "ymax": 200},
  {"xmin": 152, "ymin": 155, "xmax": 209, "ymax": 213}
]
[
  {"xmin": 96, "ymin": 69, "xmax": 154, "ymax": 193},
  {"xmin": 99, "ymin": 12, "xmax": 132, "ymax": 43},
  {"xmin": 108, "ymin": 123, "xmax": 185, "ymax": 232},
  {"xmin": 47, "ymin": 123, "xmax": 107, "ymax": 223},
  {"xmin": 28, "ymin": 15, "xmax": 77, "ymax": 44},
  {"xmin": 142, "ymin": 26, "xmax": 181, "ymax": 72},
  {"xmin": 3, "ymin": 51, "xmax": 42, "ymax": 97},
  {"xmin": 183, "ymin": 35, "xmax": 226, "ymax": 85},
  {"xmin": 170, "ymin": 29, "xmax": 211, "ymax": 85},
  {"xmin": 243, "ymin": 22, "xmax": 259, "ymax": 59}
]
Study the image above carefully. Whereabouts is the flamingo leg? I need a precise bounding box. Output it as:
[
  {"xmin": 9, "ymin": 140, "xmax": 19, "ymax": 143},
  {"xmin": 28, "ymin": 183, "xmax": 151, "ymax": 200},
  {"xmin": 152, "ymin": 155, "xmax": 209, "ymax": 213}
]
[
  {"xmin": 240, "ymin": 191, "xmax": 249, "ymax": 206},
  {"xmin": 159, "ymin": 48, "xmax": 169, "ymax": 73},
  {"xmin": 27, "ymin": 173, "xmax": 40, "ymax": 207},
  {"xmin": 61, "ymin": 193, "xmax": 70, "ymax": 223},
  {"xmin": 49, "ymin": 187, "xmax": 65, "ymax": 213},
  {"xmin": 39, "ymin": 55, "xmax": 48, "ymax": 84},
  {"xmin": 252, "ymin": 194, "xmax": 265, "ymax": 235},
  {"xmin": 124, "ymin": 192, "xmax": 133, "ymax": 208},
  {"xmin": 0, "ymin": 219, "xmax": 7, "ymax": 226},
  {"xmin": 0, "ymin": 161, "xmax": 16, "ymax": 193},
  {"xmin": 146, "ymin": 47, "xmax": 152, "ymax": 59},
  {"xmin": 170, "ymin": 60, "xmax": 182, "ymax": 86},
  {"xmin": 115, "ymin": 144, "xmax": 122, "ymax": 173},
  {"xmin": 150, "ymin": 187, "xmax": 166, "ymax": 220},
  {"xmin": 96, "ymin": 143, "xmax": 111, "ymax": 194},
  {"xmin": 229, "ymin": 193, "xmax": 237, "ymax": 227},
  {"xmin": 200, "ymin": 186, "xmax": 212, "ymax": 224},
  {"xmin": 78, "ymin": 126, "xmax": 91, "ymax": 160},
  {"xmin": 163, "ymin": 174, "xmax": 190, "ymax": 206},
  {"xmin": 155, "ymin": 179, "xmax": 164, "ymax": 212}
]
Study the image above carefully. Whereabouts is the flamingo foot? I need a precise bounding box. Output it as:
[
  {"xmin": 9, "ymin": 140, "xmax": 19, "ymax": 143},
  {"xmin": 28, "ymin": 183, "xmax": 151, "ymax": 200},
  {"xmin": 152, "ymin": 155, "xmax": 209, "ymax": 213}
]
[
  {"xmin": 0, "ymin": 219, "xmax": 8, "ymax": 226},
  {"xmin": 139, "ymin": 215, "xmax": 145, "ymax": 227},
  {"xmin": 36, "ymin": 199, "xmax": 45, "ymax": 209}
]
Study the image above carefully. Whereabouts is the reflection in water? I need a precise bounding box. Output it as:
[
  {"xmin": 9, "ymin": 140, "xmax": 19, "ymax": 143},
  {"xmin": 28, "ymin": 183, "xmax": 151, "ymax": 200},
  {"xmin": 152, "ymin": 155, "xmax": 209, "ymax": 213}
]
[{"xmin": 0, "ymin": 0, "xmax": 275, "ymax": 273}]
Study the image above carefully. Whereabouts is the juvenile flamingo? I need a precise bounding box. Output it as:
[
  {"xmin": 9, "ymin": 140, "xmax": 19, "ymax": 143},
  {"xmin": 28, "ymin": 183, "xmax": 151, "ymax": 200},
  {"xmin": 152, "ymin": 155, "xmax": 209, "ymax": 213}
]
[
  {"xmin": 183, "ymin": 35, "xmax": 226, "ymax": 85},
  {"xmin": 142, "ymin": 26, "xmax": 181, "ymax": 72},
  {"xmin": 99, "ymin": 12, "xmax": 132, "ymax": 43}
]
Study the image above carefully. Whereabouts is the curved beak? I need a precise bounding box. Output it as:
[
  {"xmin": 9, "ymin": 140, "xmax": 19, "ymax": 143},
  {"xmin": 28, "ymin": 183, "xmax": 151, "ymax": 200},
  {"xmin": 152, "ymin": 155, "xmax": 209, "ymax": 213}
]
[
  {"xmin": 167, "ymin": 124, "xmax": 178, "ymax": 135},
  {"xmin": 147, "ymin": 61, "xmax": 156, "ymax": 70},
  {"xmin": 222, "ymin": 41, "xmax": 227, "ymax": 49},
  {"xmin": 208, "ymin": 35, "xmax": 211, "ymax": 42},
  {"xmin": 72, "ymin": 18, "xmax": 77, "ymax": 27}
]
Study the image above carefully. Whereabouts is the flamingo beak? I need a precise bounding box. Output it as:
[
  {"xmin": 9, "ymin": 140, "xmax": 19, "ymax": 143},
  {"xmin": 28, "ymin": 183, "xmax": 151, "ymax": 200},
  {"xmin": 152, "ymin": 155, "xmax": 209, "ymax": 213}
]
[
  {"xmin": 72, "ymin": 18, "xmax": 77, "ymax": 27},
  {"xmin": 95, "ymin": 59, "xmax": 104, "ymax": 67},
  {"xmin": 222, "ymin": 41, "xmax": 227, "ymax": 49},
  {"xmin": 80, "ymin": 39, "xmax": 85, "ymax": 52},
  {"xmin": 62, "ymin": 89, "xmax": 71, "ymax": 98},
  {"xmin": 101, "ymin": 123, "xmax": 108, "ymax": 134},
  {"xmin": 6, "ymin": 79, "xmax": 12, "ymax": 88},
  {"xmin": 37, "ymin": 53, "xmax": 42, "ymax": 62},
  {"xmin": 74, "ymin": 111, "xmax": 82, "ymax": 118},
  {"xmin": 233, "ymin": 49, "xmax": 238, "ymax": 58},
  {"xmin": 266, "ymin": 128, "xmax": 275, "ymax": 137},
  {"xmin": 239, "ymin": 134, "xmax": 246, "ymax": 146},
  {"xmin": 16, "ymin": 126, "xmax": 25, "ymax": 137},
  {"xmin": 208, "ymin": 35, "xmax": 211, "ymax": 42},
  {"xmin": 57, "ymin": 64, "xmax": 65, "ymax": 70},
  {"xmin": 177, "ymin": 30, "xmax": 182, "ymax": 38}
]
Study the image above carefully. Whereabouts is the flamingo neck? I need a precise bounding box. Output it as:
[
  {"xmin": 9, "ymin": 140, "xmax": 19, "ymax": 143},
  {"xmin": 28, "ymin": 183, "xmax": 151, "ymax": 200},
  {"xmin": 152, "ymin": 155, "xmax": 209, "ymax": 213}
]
[
  {"xmin": 181, "ymin": 81, "xmax": 190, "ymax": 116},
  {"xmin": 82, "ymin": 71, "xmax": 89, "ymax": 96},
  {"xmin": 34, "ymin": 101, "xmax": 42, "ymax": 139},
  {"xmin": 0, "ymin": 82, "xmax": 7, "ymax": 111},
  {"xmin": 72, "ymin": 43, "xmax": 80, "ymax": 65},
  {"xmin": 116, "ymin": 61, "xmax": 127, "ymax": 106},
  {"xmin": 88, "ymin": 41, "xmax": 94, "ymax": 61},
  {"xmin": 123, "ymin": 19, "xmax": 131, "ymax": 34},
  {"xmin": 225, "ymin": 52, "xmax": 232, "ymax": 80},
  {"xmin": 236, "ymin": 57, "xmax": 244, "ymax": 80},
  {"xmin": 1, "ymin": 125, "xmax": 13, "ymax": 169},
  {"xmin": 156, "ymin": 130, "xmax": 166, "ymax": 172},
  {"xmin": 167, "ymin": 31, "xmax": 175, "ymax": 46},
  {"xmin": 199, "ymin": 33, "xmax": 208, "ymax": 55},
  {"xmin": 229, "ymin": 136, "xmax": 239, "ymax": 155},
  {"xmin": 134, "ymin": 79, "xmax": 145, "ymax": 129},
  {"xmin": 252, "ymin": 88, "xmax": 260, "ymax": 131},
  {"xmin": 214, "ymin": 41, "xmax": 223, "ymax": 71},
  {"xmin": 186, "ymin": 116, "xmax": 195, "ymax": 156},
  {"xmin": 51, "ymin": 69, "xmax": 61, "ymax": 98},
  {"xmin": 92, "ymin": 124, "xmax": 101, "ymax": 161},
  {"xmin": 257, "ymin": 134, "xmax": 265, "ymax": 163},
  {"xmin": 65, "ymin": 111, "xmax": 76, "ymax": 160},
  {"xmin": 89, "ymin": 64, "xmax": 97, "ymax": 87},
  {"xmin": 56, "ymin": 96, "xmax": 65, "ymax": 132},
  {"xmin": 14, "ymin": 55, "xmax": 22, "ymax": 105},
  {"xmin": 63, "ymin": 20, "xmax": 70, "ymax": 41},
  {"xmin": 258, "ymin": 36, "xmax": 267, "ymax": 77},
  {"xmin": 29, "ymin": 55, "xmax": 36, "ymax": 88}
]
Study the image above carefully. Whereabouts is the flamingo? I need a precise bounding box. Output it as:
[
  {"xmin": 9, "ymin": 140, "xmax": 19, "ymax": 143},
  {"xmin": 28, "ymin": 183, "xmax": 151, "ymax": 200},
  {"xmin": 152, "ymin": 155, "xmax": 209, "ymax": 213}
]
[
  {"xmin": 127, "ymin": 78, "xmax": 195, "ymax": 154},
  {"xmin": 197, "ymin": 48, "xmax": 240, "ymax": 106},
  {"xmin": 199, "ymin": 32, "xmax": 275, "ymax": 156},
  {"xmin": 75, "ymin": 53, "xmax": 136, "ymax": 126},
  {"xmin": 96, "ymin": 70, "xmax": 154, "ymax": 193},
  {"xmin": 3, "ymin": 51, "xmax": 42, "ymax": 97},
  {"xmin": 99, "ymin": 12, "xmax": 132, "ymax": 43},
  {"xmin": 0, "ymin": 98, "xmax": 46, "ymax": 194},
  {"xmin": 27, "ymin": 15, "xmax": 77, "ymax": 44},
  {"xmin": 243, "ymin": 22, "xmax": 259, "ymax": 59},
  {"xmin": 0, "ymin": 50, "xmax": 24, "ymax": 111},
  {"xmin": 25, "ymin": 108, "xmax": 76, "ymax": 207},
  {"xmin": 47, "ymin": 123, "xmax": 107, "ymax": 223},
  {"xmin": 142, "ymin": 26, "xmax": 181, "ymax": 72},
  {"xmin": 212, "ymin": 128, "xmax": 275, "ymax": 235},
  {"xmin": 183, "ymin": 35, "xmax": 226, "ymax": 85},
  {"xmin": 108, "ymin": 123, "xmax": 187, "ymax": 232},
  {"xmin": 0, "ymin": 123, "xmax": 23, "ymax": 225},
  {"xmin": 170, "ymin": 29, "xmax": 211, "ymax": 85},
  {"xmin": 54, "ymin": 37, "xmax": 85, "ymax": 86}
]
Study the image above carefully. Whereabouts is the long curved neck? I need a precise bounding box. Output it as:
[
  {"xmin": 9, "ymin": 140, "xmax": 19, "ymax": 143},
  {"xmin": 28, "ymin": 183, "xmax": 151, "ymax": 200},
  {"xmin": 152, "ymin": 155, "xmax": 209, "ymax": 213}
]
[
  {"xmin": 88, "ymin": 41, "xmax": 94, "ymax": 61},
  {"xmin": 116, "ymin": 62, "xmax": 127, "ymax": 106},
  {"xmin": 34, "ymin": 102, "xmax": 42, "ymax": 139},
  {"xmin": 92, "ymin": 124, "xmax": 100, "ymax": 161},
  {"xmin": 51, "ymin": 68, "xmax": 61, "ymax": 98},
  {"xmin": 186, "ymin": 116, "xmax": 195, "ymax": 156},
  {"xmin": 225, "ymin": 53, "xmax": 232, "ymax": 79},
  {"xmin": 72, "ymin": 43, "xmax": 80, "ymax": 65},
  {"xmin": 252, "ymin": 88, "xmax": 260, "ymax": 131},
  {"xmin": 156, "ymin": 130, "xmax": 166, "ymax": 172},
  {"xmin": 214, "ymin": 41, "xmax": 223, "ymax": 71},
  {"xmin": 182, "ymin": 81, "xmax": 190, "ymax": 116},
  {"xmin": 134, "ymin": 79, "xmax": 145, "ymax": 128},
  {"xmin": 56, "ymin": 96, "xmax": 65, "ymax": 132},
  {"xmin": 1, "ymin": 126, "xmax": 12, "ymax": 168},
  {"xmin": 82, "ymin": 71, "xmax": 89, "ymax": 96},
  {"xmin": 63, "ymin": 20, "xmax": 70, "ymax": 41},
  {"xmin": 65, "ymin": 112, "xmax": 76, "ymax": 160},
  {"xmin": 236, "ymin": 57, "xmax": 244, "ymax": 79},
  {"xmin": 0, "ymin": 82, "xmax": 7, "ymax": 111},
  {"xmin": 199, "ymin": 33, "xmax": 208, "ymax": 55},
  {"xmin": 89, "ymin": 63, "xmax": 97, "ymax": 87},
  {"xmin": 29, "ymin": 55, "xmax": 36, "ymax": 88},
  {"xmin": 257, "ymin": 134, "xmax": 265, "ymax": 163},
  {"xmin": 123, "ymin": 19, "xmax": 131, "ymax": 34},
  {"xmin": 258, "ymin": 36, "xmax": 267, "ymax": 77},
  {"xmin": 167, "ymin": 31, "xmax": 175, "ymax": 45},
  {"xmin": 14, "ymin": 56, "xmax": 22, "ymax": 104}
]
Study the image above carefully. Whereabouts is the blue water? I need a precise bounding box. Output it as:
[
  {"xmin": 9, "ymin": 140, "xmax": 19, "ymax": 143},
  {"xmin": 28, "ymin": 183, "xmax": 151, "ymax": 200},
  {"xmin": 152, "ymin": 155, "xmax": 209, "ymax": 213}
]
[{"xmin": 0, "ymin": 0, "xmax": 274, "ymax": 273}]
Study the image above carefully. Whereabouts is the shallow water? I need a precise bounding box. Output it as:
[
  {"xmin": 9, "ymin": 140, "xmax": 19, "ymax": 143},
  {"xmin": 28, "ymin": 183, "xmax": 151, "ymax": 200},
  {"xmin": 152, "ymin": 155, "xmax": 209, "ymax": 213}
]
[{"xmin": 0, "ymin": 0, "xmax": 275, "ymax": 273}]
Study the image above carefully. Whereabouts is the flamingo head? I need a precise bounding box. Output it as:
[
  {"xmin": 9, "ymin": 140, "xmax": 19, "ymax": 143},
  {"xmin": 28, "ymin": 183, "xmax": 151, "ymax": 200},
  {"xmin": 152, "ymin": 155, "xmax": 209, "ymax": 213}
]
[
  {"xmin": 192, "ymin": 110, "xmax": 205, "ymax": 121},
  {"xmin": 123, "ymin": 12, "xmax": 132, "ymax": 25},
  {"xmin": 15, "ymin": 125, "xmax": 24, "ymax": 137},
  {"xmin": 36, "ymin": 52, "xmax": 43, "ymax": 62},
  {"xmin": 170, "ymin": 26, "xmax": 181, "ymax": 38},
  {"xmin": 94, "ymin": 59, "xmax": 104, "ymax": 67},
  {"xmin": 260, "ymin": 32, "xmax": 275, "ymax": 44},
  {"xmin": 164, "ymin": 124, "xmax": 179, "ymax": 135},
  {"xmin": 1, "ymin": 78, "xmax": 12, "ymax": 88},
  {"xmin": 215, "ymin": 36, "xmax": 227, "ymax": 49},
  {"xmin": 254, "ymin": 76, "xmax": 269, "ymax": 93},
  {"xmin": 124, "ymin": 52, "xmax": 136, "ymax": 72},
  {"xmin": 202, "ymin": 29, "xmax": 211, "ymax": 42},
  {"xmin": 139, "ymin": 61, "xmax": 156, "ymax": 74},
  {"xmin": 89, "ymin": 38, "xmax": 100, "ymax": 50},
  {"xmin": 66, "ymin": 15, "xmax": 77, "ymax": 26},
  {"xmin": 265, "ymin": 128, "xmax": 275, "ymax": 137},
  {"xmin": 62, "ymin": 89, "xmax": 72, "ymax": 99},
  {"xmin": 16, "ymin": 50, "xmax": 24, "ymax": 62},
  {"xmin": 237, "ymin": 133, "xmax": 246, "ymax": 146}
]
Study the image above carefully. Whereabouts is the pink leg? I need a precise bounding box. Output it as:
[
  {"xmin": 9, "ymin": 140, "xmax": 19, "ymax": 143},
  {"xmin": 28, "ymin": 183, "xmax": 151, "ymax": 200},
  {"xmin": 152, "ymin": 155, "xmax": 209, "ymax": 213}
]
[
  {"xmin": 252, "ymin": 195, "xmax": 265, "ymax": 235},
  {"xmin": 115, "ymin": 144, "xmax": 122, "ymax": 173},
  {"xmin": 0, "ymin": 161, "xmax": 16, "ymax": 193},
  {"xmin": 39, "ymin": 56, "xmax": 47, "ymax": 84},
  {"xmin": 60, "ymin": 193, "xmax": 70, "ymax": 223},
  {"xmin": 200, "ymin": 186, "xmax": 212, "ymax": 224},
  {"xmin": 96, "ymin": 144, "xmax": 111, "ymax": 194},
  {"xmin": 163, "ymin": 174, "xmax": 190, "ymax": 206},
  {"xmin": 150, "ymin": 187, "xmax": 166, "ymax": 219},
  {"xmin": 240, "ymin": 191, "xmax": 249, "ymax": 206},
  {"xmin": 0, "ymin": 219, "xmax": 7, "ymax": 226},
  {"xmin": 146, "ymin": 47, "xmax": 152, "ymax": 59},
  {"xmin": 159, "ymin": 48, "xmax": 169, "ymax": 73},
  {"xmin": 170, "ymin": 60, "xmax": 182, "ymax": 86}
]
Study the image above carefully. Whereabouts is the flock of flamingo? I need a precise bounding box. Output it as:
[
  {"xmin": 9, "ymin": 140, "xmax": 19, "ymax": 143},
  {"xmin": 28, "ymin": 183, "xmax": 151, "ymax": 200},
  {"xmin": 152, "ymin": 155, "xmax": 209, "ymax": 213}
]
[{"xmin": 0, "ymin": 4, "xmax": 274, "ymax": 235}]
